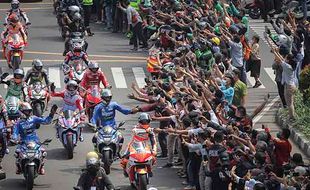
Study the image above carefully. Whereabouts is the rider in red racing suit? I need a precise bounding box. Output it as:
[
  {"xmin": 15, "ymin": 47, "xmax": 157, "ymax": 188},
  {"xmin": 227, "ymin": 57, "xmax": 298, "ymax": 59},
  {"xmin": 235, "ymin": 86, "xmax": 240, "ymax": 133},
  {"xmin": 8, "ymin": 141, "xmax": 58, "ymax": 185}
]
[
  {"xmin": 80, "ymin": 61, "xmax": 109, "ymax": 90},
  {"xmin": 63, "ymin": 44, "xmax": 89, "ymax": 66},
  {"xmin": 120, "ymin": 113, "xmax": 157, "ymax": 177}
]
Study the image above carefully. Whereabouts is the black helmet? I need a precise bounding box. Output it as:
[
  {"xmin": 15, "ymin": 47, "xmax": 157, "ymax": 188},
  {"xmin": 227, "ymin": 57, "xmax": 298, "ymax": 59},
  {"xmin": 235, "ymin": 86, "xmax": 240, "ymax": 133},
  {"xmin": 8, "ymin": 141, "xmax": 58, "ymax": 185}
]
[
  {"xmin": 138, "ymin": 113, "xmax": 151, "ymax": 125},
  {"xmin": 32, "ymin": 59, "xmax": 43, "ymax": 71},
  {"xmin": 11, "ymin": 0, "xmax": 20, "ymax": 10},
  {"xmin": 13, "ymin": 69, "xmax": 24, "ymax": 79}
]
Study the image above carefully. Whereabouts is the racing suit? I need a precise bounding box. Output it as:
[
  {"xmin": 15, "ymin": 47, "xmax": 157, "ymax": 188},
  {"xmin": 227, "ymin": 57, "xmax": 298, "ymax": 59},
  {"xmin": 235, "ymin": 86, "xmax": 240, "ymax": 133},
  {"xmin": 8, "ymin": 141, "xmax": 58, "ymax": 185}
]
[
  {"xmin": 0, "ymin": 79, "xmax": 26, "ymax": 100},
  {"xmin": 5, "ymin": 9, "xmax": 30, "ymax": 25},
  {"xmin": 120, "ymin": 124, "xmax": 157, "ymax": 177},
  {"xmin": 12, "ymin": 114, "xmax": 54, "ymax": 174},
  {"xmin": 24, "ymin": 68, "xmax": 51, "ymax": 108},
  {"xmin": 51, "ymin": 90, "xmax": 84, "ymax": 139},
  {"xmin": 91, "ymin": 101, "xmax": 133, "ymax": 156},
  {"xmin": 80, "ymin": 69, "xmax": 109, "ymax": 90},
  {"xmin": 63, "ymin": 21, "xmax": 86, "ymax": 55},
  {"xmin": 1, "ymin": 22, "xmax": 27, "ymax": 61},
  {"xmin": 76, "ymin": 167, "xmax": 115, "ymax": 190},
  {"xmin": 62, "ymin": 51, "xmax": 89, "ymax": 82}
]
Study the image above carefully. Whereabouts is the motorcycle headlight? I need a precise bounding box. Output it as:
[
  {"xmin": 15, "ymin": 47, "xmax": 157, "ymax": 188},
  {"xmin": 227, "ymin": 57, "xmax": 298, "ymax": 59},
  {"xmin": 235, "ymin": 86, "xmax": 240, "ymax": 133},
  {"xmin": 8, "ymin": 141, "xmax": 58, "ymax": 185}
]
[{"xmin": 27, "ymin": 141, "xmax": 36, "ymax": 149}]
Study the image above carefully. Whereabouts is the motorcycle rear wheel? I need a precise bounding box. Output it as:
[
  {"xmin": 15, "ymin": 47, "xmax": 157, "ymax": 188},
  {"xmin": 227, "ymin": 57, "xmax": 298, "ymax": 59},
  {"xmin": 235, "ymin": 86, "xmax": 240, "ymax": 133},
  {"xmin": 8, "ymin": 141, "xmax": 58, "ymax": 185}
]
[{"xmin": 11, "ymin": 56, "xmax": 21, "ymax": 70}]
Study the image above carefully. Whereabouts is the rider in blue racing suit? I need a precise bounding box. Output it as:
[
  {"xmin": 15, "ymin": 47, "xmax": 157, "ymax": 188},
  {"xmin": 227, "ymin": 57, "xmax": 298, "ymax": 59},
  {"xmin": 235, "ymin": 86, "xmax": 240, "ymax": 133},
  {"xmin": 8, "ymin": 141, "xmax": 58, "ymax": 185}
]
[
  {"xmin": 91, "ymin": 89, "xmax": 139, "ymax": 157},
  {"xmin": 11, "ymin": 103, "xmax": 58, "ymax": 175}
]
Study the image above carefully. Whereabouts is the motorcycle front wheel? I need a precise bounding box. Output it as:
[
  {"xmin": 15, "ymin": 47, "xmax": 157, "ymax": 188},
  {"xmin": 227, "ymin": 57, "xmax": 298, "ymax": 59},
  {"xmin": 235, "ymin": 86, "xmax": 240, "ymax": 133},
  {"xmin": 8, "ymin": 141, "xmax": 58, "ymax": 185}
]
[
  {"xmin": 137, "ymin": 174, "xmax": 148, "ymax": 190},
  {"xmin": 66, "ymin": 134, "xmax": 74, "ymax": 159},
  {"xmin": 33, "ymin": 102, "xmax": 43, "ymax": 117},
  {"xmin": 102, "ymin": 151, "xmax": 111, "ymax": 175},
  {"xmin": 11, "ymin": 56, "xmax": 21, "ymax": 70},
  {"xmin": 26, "ymin": 165, "xmax": 35, "ymax": 190}
]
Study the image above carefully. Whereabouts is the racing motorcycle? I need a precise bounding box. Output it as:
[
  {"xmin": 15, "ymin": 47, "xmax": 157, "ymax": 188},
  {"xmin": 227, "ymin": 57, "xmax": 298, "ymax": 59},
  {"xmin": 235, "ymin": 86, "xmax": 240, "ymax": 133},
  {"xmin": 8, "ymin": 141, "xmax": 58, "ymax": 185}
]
[
  {"xmin": 68, "ymin": 32, "xmax": 87, "ymax": 52},
  {"xmin": 5, "ymin": 96, "xmax": 21, "ymax": 121},
  {"xmin": 4, "ymin": 34, "xmax": 25, "ymax": 70},
  {"xmin": 125, "ymin": 141, "xmax": 154, "ymax": 190},
  {"xmin": 27, "ymin": 82, "xmax": 49, "ymax": 117},
  {"xmin": 95, "ymin": 121, "xmax": 125, "ymax": 175},
  {"xmin": 84, "ymin": 85, "xmax": 101, "ymax": 123},
  {"xmin": 55, "ymin": 110, "xmax": 83, "ymax": 159},
  {"xmin": 15, "ymin": 139, "xmax": 52, "ymax": 190},
  {"xmin": 62, "ymin": 59, "xmax": 86, "ymax": 84}
]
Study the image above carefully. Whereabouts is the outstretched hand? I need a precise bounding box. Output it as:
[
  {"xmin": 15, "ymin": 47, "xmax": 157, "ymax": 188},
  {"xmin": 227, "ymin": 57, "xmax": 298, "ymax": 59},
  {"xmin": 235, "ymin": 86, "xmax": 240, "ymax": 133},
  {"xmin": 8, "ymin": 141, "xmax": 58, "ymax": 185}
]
[{"xmin": 50, "ymin": 104, "xmax": 58, "ymax": 115}]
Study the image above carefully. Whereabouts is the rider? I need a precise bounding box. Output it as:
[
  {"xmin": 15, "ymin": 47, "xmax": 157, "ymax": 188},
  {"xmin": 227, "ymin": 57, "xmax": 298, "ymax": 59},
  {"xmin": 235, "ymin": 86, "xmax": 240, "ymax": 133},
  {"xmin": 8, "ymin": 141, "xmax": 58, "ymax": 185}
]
[
  {"xmin": 1, "ymin": 14, "xmax": 28, "ymax": 62},
  {"xmin": 5, "ymin": 0, "xmax": 30, "ymax": 25},
  {"xmin": 63, "ymin": 12, "xmax": 87, "ymax": 56},
  {"xmin": 91, "ymin": 89, "xmax": 139, "ymax": 156},
  {"xmin": 63, "ymin": 42, "xmax": 89, "ymax": 67},
  {"xmin": 80, "ymin": 61, "xmax": 109, "ymax": 90},
  {"xmin": 120, "ymin": 113, "xmax": 157, "ymax": 177},
  {"xmin": 75, "ymin": 151, "xmax": 115, "ymax": 190},
  {"xmin": 0, "ymin": 69, "xmax": 26, "ymax": 100},
  {"xmin": 24, "ymin": 59, "xmax": 51, "ymax": 106},
  {"xmin": 50, "ymin": 80, "xmax": 85, "ymax": 141},
  {"xmin": 60, "ymin": 0, "xmax": 83, "ymax": 11},
  {"xmin": 11, "ymin": 103, "xmax": 58, "ymax": 175},
  {"xmin": 0, "ymin": 95, "xmax": 9, "ymax": 177}
]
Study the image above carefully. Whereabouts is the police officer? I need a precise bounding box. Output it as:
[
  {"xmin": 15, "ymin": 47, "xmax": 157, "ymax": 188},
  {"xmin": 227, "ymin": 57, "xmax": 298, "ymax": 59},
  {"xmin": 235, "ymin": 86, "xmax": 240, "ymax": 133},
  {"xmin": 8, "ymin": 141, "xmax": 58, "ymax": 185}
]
[{"xmin": 82, "ymin": 0, "xmax": 94, "ymax": 36}]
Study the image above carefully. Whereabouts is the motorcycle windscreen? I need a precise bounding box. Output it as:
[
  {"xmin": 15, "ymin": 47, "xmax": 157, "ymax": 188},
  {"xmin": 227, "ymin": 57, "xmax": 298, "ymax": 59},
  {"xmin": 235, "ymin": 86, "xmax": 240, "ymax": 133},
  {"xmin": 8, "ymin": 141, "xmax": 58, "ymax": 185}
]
[
  {"xmin": 63, "ymin": 110, "xmax": 74, "ymax": 120},
  {"xmin": 5, "ymin": 96, "xmax": 20, "ymax": 114},
  {"xmin": 131, "ymin": 141, "xmax": 148, "ymax": 154}
]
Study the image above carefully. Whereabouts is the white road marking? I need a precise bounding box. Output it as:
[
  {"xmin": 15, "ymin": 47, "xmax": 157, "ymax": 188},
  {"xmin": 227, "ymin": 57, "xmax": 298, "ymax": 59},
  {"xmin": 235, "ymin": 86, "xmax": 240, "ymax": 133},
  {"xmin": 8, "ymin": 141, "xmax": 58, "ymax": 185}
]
[
  {"xmin": 48, "ymin": 67, "xmax": 61, "ymax": 88},
  {"xmin": 253, "ymin": 96, "xmax": 280, "ymax": 125},
  {"xmin": 132, "ymin": 67, "xmax": 146, "ymax": 88},
  {"xmin": 111, "ymin": 67, "xmax": 127, "ymax": 88},
  {"xmin": 264, "ymin": 67, "xmax": 277, "ymax": 85},
  {"xmin": 246, "ymin": 72, "xmax": 265, "ymax": 88}
]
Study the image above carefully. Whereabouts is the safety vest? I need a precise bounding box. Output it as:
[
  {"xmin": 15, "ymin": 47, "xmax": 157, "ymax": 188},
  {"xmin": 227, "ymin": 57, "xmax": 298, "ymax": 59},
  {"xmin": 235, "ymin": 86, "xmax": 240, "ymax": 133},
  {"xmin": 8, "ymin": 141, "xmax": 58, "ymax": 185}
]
[{"xmin": 83, "ymin": 0, "xmax": 93, "ymax": 6}]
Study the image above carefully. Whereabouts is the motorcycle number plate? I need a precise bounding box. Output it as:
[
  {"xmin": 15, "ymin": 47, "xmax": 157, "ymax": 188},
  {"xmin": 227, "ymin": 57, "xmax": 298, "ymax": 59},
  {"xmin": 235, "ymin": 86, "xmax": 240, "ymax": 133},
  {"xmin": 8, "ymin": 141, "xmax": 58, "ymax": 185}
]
[{"xmin": 91, "ymin": 187, "xmax": 96, "ymax": 190}]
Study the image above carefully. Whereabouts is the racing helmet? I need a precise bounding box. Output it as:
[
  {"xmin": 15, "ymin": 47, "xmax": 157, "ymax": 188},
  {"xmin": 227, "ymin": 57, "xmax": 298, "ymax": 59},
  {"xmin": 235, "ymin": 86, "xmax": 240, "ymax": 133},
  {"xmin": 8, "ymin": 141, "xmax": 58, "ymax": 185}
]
[
  {"xmin": 138, "ymin": 113, "xmax": 151, "ymax": 129},
  {"xmin": 9, "ymin": 13, "xmax": 19, "ymax": 24},
  {"xmin": 68, "ymin": 5, "xmax": 80, "ymax": 17},
  {"xmin": 20, "ymin": 102, "xmax": 32, "ymax": 116},
  {"xmin": 101, "ymin": 89, "xmax": 112, "ymax": 104},
  {"xmin": 11, "ymin": 0, "xmax": 20, "ymax": 10},
  {"xmin": 88, "ymin": 61, "xmax": 99, "ymax": 73},
  {"xmin": 211, "ymin": 37, "xmax": 220, "ymax": 46},
  {"xmin": 66, "ymin": 80, "xmax": 78, "ymax": 95},
  {"xmin": 72, "ymin": 12, "xmax": 82, "ymax": 22},
  {"xmin": 13, "ymin": 68, "xmax": 24, "ymax": 79},
  {"xmin": 73, "ymin": 42, "xmax": 82, "ymax": 52},
  {"xmin": 86, "ymin": 151, "xmax": 100, "ymax": 173},
  {"xmin": 32, "ymin": 59, "xmax": 43, "ymax": 71}
]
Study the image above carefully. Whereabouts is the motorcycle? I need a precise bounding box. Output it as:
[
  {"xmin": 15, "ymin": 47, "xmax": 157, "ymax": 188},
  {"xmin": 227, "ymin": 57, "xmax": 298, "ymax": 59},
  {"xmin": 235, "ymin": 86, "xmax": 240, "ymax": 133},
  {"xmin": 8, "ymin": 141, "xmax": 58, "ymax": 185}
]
[
  {"xmin": 3, "ymin": 34, "xmax": 25, "ymax": 70},
  {"xmin": 62, "ymin": 59, "xmax": 86, "ymax": 84},
  {"xmin": 68, "ymin": 32, "xmax": 87, "ymax": 52},
  {"xmin": 95, "ymin": 121, "xmax": 125, "ymax": 175},
  {"xmin": 16, "ymin": 138, "xmax": 52, "ymax": 190},
  {"xmin": 5, "ymin": 96, "xmax": 21, "ymax": 140},
  {"xmin": 55, "ymin": 110, "xmax": 83, "ymax": 159},
  {"xmin": 125, "ymin": 141, "xmax": 154, "ymax": 190},
  {"xmin": 27, "ymin": 82, "xmax": 49, "ymax": 117},
  {"xmin": 84, "ymin": 85, "xmax": 101, "ymax": 123}
]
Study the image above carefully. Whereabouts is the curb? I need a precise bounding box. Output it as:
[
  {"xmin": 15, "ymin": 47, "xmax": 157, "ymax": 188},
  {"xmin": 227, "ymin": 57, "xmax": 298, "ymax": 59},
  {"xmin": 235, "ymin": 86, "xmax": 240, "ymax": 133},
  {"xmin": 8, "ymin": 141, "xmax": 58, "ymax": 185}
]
[{"xmin": 276, "ymin": 109, "xmax": 310, "ymax": 157}]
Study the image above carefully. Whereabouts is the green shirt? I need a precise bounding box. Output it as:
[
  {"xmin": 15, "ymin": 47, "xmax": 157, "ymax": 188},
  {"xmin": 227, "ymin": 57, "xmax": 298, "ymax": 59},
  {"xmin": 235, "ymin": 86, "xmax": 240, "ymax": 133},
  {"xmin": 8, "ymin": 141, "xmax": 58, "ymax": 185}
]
[
  {"xmin": 83, "ymin": 0, "xmax": 93, "ymax": 6},
  {"xmin": 5, "ymin": 80, "xmax": 24, "ymax": 100},
  {"xmin": 233, "ymin": 80, "xmax": 247, "ymax": 106}
]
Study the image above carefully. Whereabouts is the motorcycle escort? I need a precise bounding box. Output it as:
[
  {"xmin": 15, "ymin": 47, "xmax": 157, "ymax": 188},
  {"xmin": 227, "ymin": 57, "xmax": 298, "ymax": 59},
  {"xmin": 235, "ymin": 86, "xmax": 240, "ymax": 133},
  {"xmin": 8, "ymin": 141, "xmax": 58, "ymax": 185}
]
[
  {"xmin": 84, "ymin": 85, "xmax": 101, "ymax": 123},
  {"xmin": 15, "ymin": 138, "xmax": 52, "ymax": 190},
  {"xmin": 94, "ymin": 121, "xmax": 125, "ymax": 175},
  {"xmin": 54, "ymin": 110, "xmax": 83, "ymax": 159},
  {"xmin": 125, "ymin": 140, "xmax": 154, "ymax": 190},
  {"xmin": 27, "ymin": 82, "xmax": 49, "ymax": 117},
  {"xmin": 4, "ymin": 33, "xmax": 25, "ymax": 70}
]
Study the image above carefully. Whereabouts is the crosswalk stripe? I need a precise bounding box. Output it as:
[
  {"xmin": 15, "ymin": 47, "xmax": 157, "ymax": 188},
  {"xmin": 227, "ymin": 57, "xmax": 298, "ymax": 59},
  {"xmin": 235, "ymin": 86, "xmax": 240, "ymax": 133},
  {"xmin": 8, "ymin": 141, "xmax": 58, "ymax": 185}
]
[
  {"xmin": 111, "ymin": 67, "xmax": 127, "ymax": 88},
  {"xmin": 132, "ymin": 67, "xmax": 146, "ymax": 88},
  {"xmin": 246, "ymin": 72, "xmax": 265, "ymax": 88},
  {"xmin": 264, "ymin": 67, "xmax": 277, "ymax": 84},
  {"xmin": 48, "ymin": 67, "xmax": 61, "ymax": 88}
]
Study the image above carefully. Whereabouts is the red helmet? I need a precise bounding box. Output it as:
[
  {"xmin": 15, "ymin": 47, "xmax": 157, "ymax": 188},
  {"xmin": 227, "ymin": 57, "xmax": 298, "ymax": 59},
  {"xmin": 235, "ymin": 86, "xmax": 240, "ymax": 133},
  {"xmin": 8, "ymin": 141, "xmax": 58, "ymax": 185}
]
[{"xmin": 9, "ymin": 14, "xmax": 19, "ymax": 23}]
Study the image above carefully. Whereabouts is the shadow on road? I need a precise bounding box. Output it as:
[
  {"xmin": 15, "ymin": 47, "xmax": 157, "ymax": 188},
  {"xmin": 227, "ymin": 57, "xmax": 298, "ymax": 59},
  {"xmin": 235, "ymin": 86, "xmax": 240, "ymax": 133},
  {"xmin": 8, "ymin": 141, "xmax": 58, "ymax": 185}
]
[
  {"xmin": 30, "ymin": 35, "xmax": 63, "ymax": 43},
  {"xmin": 46, "ymin": 147, "xmax": 68, "ymax": 160}
]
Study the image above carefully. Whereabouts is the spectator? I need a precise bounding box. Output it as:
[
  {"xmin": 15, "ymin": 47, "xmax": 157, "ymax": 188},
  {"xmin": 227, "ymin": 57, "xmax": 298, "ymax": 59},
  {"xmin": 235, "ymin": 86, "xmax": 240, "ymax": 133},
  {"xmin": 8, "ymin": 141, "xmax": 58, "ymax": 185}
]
[
  {"xmin": 104, "ymin": 0, "xmax": 113, "ymax": 30},
  {"xmin": 232, "ymin": 69, "xmax": 247, "ymax": 107},
  {"xmin": 82, "ymin": 0, "xmax": 94, "ymax": 36},
  {"xmin": 273, "ymin": 128, "xmax": 292, "ymax": 168},
  {"xmin": 249, "ymin": 34, "xmax": 262, "ymax": 88}
]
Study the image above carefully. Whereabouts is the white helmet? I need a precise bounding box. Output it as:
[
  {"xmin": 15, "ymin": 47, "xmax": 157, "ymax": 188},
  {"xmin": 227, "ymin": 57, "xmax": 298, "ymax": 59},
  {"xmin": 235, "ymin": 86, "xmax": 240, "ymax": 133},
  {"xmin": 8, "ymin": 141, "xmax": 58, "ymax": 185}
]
[
  {"xmin": 68, "ymin": 5, "xmax": 80, "ymax": 17},
  {"xmin": 66, "ymin": 80, "xmax": 78, "ymax": 95}
]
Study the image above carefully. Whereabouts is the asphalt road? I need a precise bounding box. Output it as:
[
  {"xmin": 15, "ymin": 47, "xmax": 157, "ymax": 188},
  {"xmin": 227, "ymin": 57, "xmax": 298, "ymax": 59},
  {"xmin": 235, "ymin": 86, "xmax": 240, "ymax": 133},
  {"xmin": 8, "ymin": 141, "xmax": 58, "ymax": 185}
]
[{"xmin": 0, "ymin": 1, "xmax": 308, "ymax": 190}]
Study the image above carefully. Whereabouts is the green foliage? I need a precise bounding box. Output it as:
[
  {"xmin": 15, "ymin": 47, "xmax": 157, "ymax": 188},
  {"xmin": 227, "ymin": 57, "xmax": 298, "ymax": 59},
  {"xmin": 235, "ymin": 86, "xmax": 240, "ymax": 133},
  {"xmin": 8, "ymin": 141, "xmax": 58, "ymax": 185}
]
[
  {"xmin": 293, "ymin": 91, "xmax": 310, "ymax": 138},
  {"xmin": 299, "ymin": 65, "xmax": 310, "ymax": 101}
]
